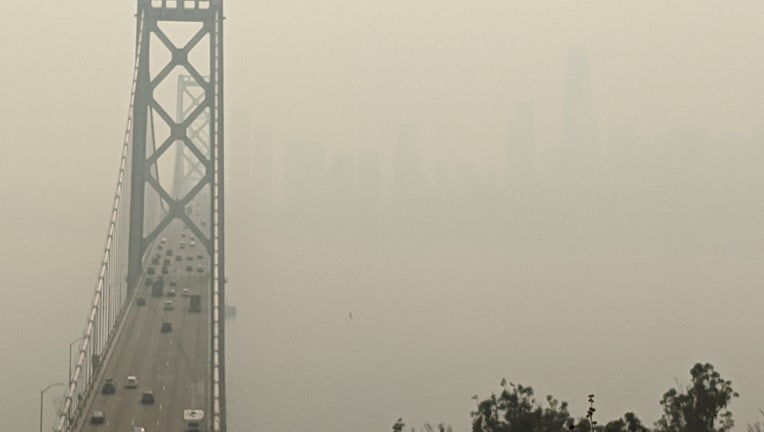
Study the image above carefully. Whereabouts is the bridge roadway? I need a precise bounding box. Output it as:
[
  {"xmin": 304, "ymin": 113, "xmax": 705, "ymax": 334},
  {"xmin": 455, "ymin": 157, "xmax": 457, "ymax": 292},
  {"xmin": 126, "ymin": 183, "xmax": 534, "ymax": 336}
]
[{"xmin": 79, "ymin": 224, "xmax": 210, "ymax": 432}]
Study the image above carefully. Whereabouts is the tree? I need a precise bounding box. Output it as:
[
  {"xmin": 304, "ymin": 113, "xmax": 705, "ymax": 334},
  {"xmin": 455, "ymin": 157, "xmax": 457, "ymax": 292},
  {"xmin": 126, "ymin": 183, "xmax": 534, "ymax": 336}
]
[
  {"xmin": 601, "ymin": 412, "xmax": 649, "ymax": 432},
  {"xmin": 471, "ymin": 381, "xmax": 572, "ymax": 432},
  {"xmin": 393, "ymin": 418, "xmax": 405, "ymax": 432},
  {"xmin": 655, "ymin": 362, "xmax": 738, "ymax": 432}
]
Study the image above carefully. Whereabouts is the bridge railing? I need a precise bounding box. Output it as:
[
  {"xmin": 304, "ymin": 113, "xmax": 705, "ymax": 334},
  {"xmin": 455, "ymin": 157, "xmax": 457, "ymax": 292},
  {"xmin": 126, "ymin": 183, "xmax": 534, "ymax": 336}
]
[
  {"xmin": 53, "ymin": 9, "xmax": 147, "ymax": 432},
  {"xmin": 210, "ymin": 6, "xmax": 225, "ymax": 431}
]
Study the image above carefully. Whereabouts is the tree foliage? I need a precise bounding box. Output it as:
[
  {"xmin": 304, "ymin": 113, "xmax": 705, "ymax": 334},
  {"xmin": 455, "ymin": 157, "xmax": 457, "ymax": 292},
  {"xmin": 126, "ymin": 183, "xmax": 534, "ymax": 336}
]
[
  {"xmin": 654, "ymin": 362, "xmax": 738, "ymax": 432},
  {"xmin": 600, "ymin": 412, "xmax": 650, "ymax": 432},
  {"xmin": 471, "ymin": 381, "xmax": 573, "ymax": 432}
]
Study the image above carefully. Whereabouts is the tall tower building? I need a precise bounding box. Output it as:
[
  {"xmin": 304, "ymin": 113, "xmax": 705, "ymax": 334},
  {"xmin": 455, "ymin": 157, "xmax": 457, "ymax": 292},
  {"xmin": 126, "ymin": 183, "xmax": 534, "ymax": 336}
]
[
  {"xmin": 393, "ymin": 123, "xmax": 422, "ymax": 203},
  {"xmin": 561, "ymin": 48, "xmax": 597, "ymax": 179}
]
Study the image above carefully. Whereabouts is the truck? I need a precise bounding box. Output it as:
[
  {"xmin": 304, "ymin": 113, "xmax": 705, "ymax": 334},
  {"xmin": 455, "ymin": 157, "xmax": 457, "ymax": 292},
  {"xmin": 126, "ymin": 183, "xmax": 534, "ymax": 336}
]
[
  {"xmin": 183, "ymin": 409, "xmax": 204, "ymax": 432},
  {"xmin": 189, "ymin": 294, "xmax": 201, "ymax": 313}
]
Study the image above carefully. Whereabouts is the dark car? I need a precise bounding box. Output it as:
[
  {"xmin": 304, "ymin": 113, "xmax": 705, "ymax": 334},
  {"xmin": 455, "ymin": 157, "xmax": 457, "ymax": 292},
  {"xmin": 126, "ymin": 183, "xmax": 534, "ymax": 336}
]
[
  {"xmin": 145, "ymin": 278, "xmax": 153, "ymax": 286},
  {"xmin": 90, "ymin": 410, "xmax": 105, "ymax": 424},
  {"xmin": 135, "ymin": 297, "xmax": 146, "ymax": 306},
  {"xmin": 151, "ymin": 257, "xmax": 159, "ymax": 265},
  {"xmin": 161, "ymin": 266, "xmax": 169, "ymax": 275},
  {"xmin": 175, "ymin": 255, "xmax": 182, "ymax": 261},
  {"xmin": 166, "ymin": 249, "xmax": 173, "ymax": 256},
  {"xmin": 101, "ymin": 379, "xmax": 116, "ymax": 394},
  {"xmin": 185, "ymin": 265, "xmax": 193, "ymax": 272},
  {"xmin": 141, "ymin": 391, "xmax": 155, "ymax": 404},
  {"xmin": 187, "ymin": 255, "xmax": 193, "ymax": 261},
  {"xmin": 167, "ymin": 289, "xmax": 176, "ymax": 297},
  {"xmin": 169, "ymin": 279, "xmax": 177, "ymax": 287},
  {"xmin": 163, "ymin": 258, "xmax": 171, "ymax": 266},
  {"xmin": 147, "ymin": 267, "xmax": 155, "ymax": 275},
  {"xmin": 161, "ymin": 322, "xmax": 172, "ymax": 333}
]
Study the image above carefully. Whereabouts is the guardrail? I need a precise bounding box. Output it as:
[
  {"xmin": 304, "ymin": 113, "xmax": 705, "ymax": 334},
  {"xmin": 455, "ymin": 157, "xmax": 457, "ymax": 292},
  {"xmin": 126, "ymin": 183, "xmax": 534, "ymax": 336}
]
[{"xmin": 210, "ymin": 6, "xmax": 224, "ymax": 432}]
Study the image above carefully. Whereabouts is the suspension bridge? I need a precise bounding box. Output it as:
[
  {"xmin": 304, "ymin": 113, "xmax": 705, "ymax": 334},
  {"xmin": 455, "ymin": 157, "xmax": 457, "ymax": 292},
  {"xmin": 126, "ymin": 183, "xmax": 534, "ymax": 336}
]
[{"xmin": 53, "ymin": 1, "xmax": 226, "ymax": 430}]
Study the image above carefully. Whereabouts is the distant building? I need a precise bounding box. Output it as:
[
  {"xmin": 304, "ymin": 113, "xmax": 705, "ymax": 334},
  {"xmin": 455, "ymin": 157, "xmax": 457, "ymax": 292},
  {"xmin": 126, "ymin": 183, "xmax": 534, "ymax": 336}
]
[
  {"xmin": 561, "ymin": 48, "xmax": 597, "ymax": 179},
  {"xmin": 329, "ymin": 151, "xmax": 355, "ymax": 205},
  {"xmin": 283, "ymin": 139, "xmax": 326, "ymax": 207},
  {"xmin": 356, "ymin": 150, "xmax": 381, "ymax": 208},
  {"xmin": 393, "ymin": 123, "xmax": 422, "ymax": 203}
]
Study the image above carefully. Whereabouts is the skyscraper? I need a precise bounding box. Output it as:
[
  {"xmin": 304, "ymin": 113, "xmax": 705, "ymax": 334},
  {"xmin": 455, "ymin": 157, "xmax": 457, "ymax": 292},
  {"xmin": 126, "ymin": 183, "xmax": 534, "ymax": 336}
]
[{"xmin": 561, "ymin": 48, "xmax": 597, "ymax": 179}]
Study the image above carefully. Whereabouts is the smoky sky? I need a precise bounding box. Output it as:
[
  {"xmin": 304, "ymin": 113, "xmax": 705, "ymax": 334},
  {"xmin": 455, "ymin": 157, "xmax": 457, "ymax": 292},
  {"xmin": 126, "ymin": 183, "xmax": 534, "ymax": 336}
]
[{"xmin": 2, "ymin": 2, "xmax": 764, "ymax": 431}]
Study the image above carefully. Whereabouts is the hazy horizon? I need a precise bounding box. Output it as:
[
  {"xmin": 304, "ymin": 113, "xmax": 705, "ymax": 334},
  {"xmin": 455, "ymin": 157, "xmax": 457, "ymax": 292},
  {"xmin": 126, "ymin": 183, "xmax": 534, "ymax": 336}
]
[{"xmin": 2, "ymin": 2, "xmax": 764, "ymax": 431}]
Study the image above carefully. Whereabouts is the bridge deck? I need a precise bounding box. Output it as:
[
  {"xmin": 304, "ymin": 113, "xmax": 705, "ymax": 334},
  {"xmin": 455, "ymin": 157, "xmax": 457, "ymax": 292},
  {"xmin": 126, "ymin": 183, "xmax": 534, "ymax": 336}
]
[{"xmin": 78, "ymin": 230, "xmax": 210, "ymax": 432}]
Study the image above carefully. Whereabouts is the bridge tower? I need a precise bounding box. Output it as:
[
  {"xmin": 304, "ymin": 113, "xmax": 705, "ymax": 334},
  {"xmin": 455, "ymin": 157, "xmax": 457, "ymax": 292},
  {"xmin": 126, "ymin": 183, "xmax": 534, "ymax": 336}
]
[{"xmin": 126, "ymin": 0, "xmax": 226, "ymax": 429}]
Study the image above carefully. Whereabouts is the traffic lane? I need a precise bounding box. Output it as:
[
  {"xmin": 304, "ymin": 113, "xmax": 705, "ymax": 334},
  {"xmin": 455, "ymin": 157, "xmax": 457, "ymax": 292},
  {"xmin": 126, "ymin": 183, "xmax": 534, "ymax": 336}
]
[
  {"xmin": 79, "ymin": 248, "xmax": 210, "ymax": 431},
  {"xmin": 80, "ymin": 274, "xmax": 169, "ymax": 431},
  {"xmin": 160, "ymin": 274, "xmax": 210, "ymax": 430}
]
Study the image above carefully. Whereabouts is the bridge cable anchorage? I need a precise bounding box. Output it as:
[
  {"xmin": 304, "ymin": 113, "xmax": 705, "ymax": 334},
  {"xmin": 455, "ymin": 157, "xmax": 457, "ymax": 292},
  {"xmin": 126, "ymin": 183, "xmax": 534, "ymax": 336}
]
[{"xmin": 54, "ymin": 9, "xmax": 147, "ymax": 432}]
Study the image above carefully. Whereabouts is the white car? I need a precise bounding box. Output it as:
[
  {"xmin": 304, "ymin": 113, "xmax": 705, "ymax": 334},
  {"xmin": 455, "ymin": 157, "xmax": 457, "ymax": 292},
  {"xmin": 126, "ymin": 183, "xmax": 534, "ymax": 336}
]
[
  {"xmin": 125, "ymin": 376, "xmax": 138, "ymax": 388},
  {"xmin": 163, "ymin": 300, "xmax": 173, "ymax": 311},
  {"xmin": 181, "ymin": 288, "xmax": 190, "ymax": 297}
]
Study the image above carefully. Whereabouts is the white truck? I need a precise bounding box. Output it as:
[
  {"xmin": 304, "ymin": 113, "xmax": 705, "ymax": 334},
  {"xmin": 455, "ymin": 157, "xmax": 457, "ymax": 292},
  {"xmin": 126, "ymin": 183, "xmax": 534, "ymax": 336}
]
[{"xmin": 183, "ymin": 409, "xmax": 205, "ymax": 432}]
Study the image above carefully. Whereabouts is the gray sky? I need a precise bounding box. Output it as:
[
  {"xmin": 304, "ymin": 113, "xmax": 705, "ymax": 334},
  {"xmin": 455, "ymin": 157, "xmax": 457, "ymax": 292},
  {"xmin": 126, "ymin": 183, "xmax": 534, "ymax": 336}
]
[{"xmin": 2, "ymin": 1, "xmax": 764, "ymax": 431}]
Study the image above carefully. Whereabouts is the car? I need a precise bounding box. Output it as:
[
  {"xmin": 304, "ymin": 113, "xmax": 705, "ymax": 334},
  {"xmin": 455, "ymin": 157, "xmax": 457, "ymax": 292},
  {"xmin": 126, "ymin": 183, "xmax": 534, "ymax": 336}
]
[
  {"xmin": 157, "ymin": 244, "xmax": 163, "ymax": 250},
  {"xmin": 197, "ymin": 254, "xmax": 203, "ymax": 260},
  {"xmin": 161, "ymin": 237, "xmax": 167, "ymax": 244},
  {"xmin": 163, "ymin": 300, "xmax": 173, "ymax": 310},
  {"xmin": 161, "ymin": 266, "xmax": 169, "ymax": 275},
  {"xmin": 175, "ymin": 255, "xmax": 183, "ymax": 261},
  {"xmin": 132, "ymin": 427, "xmax": 146, "ymax": 432},
  {"xmin": 166, "ymin": 249, "xmax": 173, "ymax": 256},
  {"xmin": 181, "ymin": 233, "xmax": 187, "ymax": 238},
  {"xmin": 167, "ymin": 288, "xmax": 176, "ymax": 297},
  {"xmin": 90, "ymin": 410, "xmax": 105, "ymax": 424},
  {"xmin": 163, "ymin": 258, "xmax": 171, "ymax": 266},
  {"xmin": 186, "ymin": 265, "xmax": 193, "ymax": 272},
  {"xmin": 125, "ymin": 376, "xmax": 138, "ymax": 388},
  {"xmin": 161, "ymin": 322, "xmax": 172, "ymax": 333},
  {"xmin": 145, "ymin": 278, "xmax": 153, "ymax": 286},
  {"xmin": 151, "ymin": 257, "xmax": 159, "ymax": 265},
  {"xmin": 190, "ymin": 240, "xmax": 196, "ymax": 247},
  {"xmin": 181, "ymin": 288, "xmax": 190, "ymax": 297},
  {"xmin": 135, "ymin": 297, "xmax": 146, "ymax": 306},
  {"xmin": 196, "ymin": 264, "xmax": 204, "ymax": 273},
  {"xmin": 187, "ymin": 255, "xmax": 194, "ymax": 261},
  {"xmin": 141, "ymin": 391, "xmax": 155, "ymax": 404},
  {"xmin": 179, "ymin": 242, "xmax": 186, "ymax": 250},
  {"xmin": 169, "ymin": 279, "xmax": 177, "ymax": 287},
  {"xmin": 147, "ymin": 267, "xmax": 155, "ymax": 275},
  {"xmin": 101, "ymin": 379, "xmax": 116, "ymax": 394}
]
